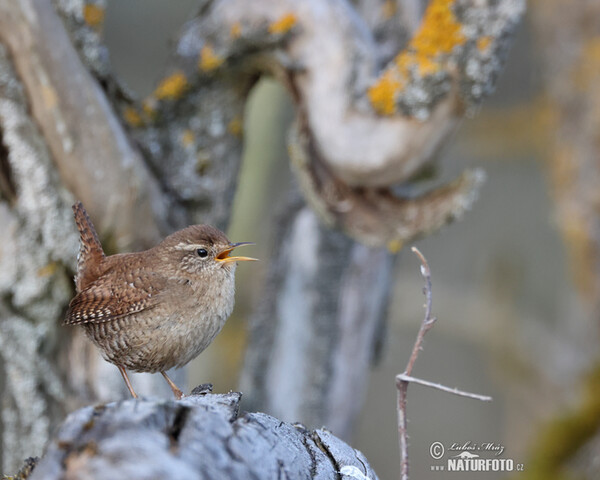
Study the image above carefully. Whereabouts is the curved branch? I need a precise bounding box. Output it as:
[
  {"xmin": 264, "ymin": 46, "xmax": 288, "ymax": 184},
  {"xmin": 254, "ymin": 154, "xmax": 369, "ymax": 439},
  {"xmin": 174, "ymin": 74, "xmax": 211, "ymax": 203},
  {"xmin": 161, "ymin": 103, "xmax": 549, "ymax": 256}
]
[
  {"xmin": 0, "ymin": 0, "xmax": 179, "ymax": 250},
  {"xmin": 163, "ymin": 0, "xmax": 523, "ymax": 184},
  {"xmin": 289, "ymin": 119, "xmax": 485, "ymax": 247},
  {"xmin": 148, "ymin": 0, "xmax": 523, "ymax": 246}
]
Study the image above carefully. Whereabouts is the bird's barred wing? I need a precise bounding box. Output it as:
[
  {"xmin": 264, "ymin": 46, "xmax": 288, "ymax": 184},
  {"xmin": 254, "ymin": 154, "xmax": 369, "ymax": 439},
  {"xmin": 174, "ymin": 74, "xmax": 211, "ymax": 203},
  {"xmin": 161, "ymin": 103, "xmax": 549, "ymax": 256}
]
[{"xmin": 64, "ymin": 271, "xmax": 168, "ymax": 325}]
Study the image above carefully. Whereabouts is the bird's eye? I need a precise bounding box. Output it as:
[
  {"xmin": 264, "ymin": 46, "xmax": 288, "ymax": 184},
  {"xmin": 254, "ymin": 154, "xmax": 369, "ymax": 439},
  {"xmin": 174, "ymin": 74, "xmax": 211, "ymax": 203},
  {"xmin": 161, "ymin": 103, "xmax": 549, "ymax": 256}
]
[{"xmin": 196, "ymin": 248, "xmax": 208, "ymax": 258}]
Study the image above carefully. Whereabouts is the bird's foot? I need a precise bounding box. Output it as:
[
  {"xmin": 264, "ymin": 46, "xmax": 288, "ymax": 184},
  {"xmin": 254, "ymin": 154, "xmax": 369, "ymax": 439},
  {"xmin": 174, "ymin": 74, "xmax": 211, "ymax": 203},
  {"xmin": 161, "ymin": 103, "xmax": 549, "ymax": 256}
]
[{"xmin": 161, "ymin": 371, "xmax": 185, "ymax": 400}]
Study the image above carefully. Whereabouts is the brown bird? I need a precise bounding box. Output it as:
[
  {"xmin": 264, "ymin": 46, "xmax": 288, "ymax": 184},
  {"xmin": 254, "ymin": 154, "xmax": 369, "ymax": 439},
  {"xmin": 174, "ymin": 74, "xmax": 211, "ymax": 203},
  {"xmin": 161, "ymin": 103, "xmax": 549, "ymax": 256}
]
[{"xmin": 64, "ymin": 202, "xmax": 256, "ymax": 399}]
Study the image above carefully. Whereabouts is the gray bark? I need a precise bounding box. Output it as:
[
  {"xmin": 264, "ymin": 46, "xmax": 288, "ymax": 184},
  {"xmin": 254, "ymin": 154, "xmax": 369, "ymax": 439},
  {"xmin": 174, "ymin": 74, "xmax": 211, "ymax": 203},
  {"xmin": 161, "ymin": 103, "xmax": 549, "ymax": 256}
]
[
  {"xmin": 515, "ymin": 2, "xmax": 600, "ymax": 475},
  {"xmin": 0, "ymin": 0, "xmax": 178, "ymax": 249},
  {"xmin": 240, "ymin": 199, "xmax": 394, "ymax": 440},
  {"xmin": 0, "ymin": 0, "xmax": 225, "ymax": 470},
  {"xmin": 239, "ymin": 0, "xmax": 522, "ymax": 440},
  {"xmin": 531, "ymin": 0, "xmax": 600, "ymax": 312},
  {"xmin": 0, "ymin": 40, "xmax": 80, "ymax": 472},
  {"xmin": 18, "ymin": 388, "xmax": 378, "ymax": 480}
]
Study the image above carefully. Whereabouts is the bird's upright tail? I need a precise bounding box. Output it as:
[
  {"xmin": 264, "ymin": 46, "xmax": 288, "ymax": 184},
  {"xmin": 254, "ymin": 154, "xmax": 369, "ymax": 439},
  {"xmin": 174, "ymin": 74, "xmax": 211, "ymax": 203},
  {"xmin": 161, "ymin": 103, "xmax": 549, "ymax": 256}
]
[{"xmin": 72, "ymin": 201, "xmax": 105, "ymax": 292}]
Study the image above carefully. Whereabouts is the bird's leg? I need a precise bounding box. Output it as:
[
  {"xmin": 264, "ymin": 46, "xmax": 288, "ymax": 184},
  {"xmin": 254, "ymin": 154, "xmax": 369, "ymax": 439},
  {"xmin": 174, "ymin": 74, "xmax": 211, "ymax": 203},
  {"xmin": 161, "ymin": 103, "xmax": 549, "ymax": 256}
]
[
  {"xmin": 161, "ymin": 371, "xmax": 184, "ymax": 399},
  {"xmin": 118, "ymin": 365, "xmax": 138, "ymax": 398}
]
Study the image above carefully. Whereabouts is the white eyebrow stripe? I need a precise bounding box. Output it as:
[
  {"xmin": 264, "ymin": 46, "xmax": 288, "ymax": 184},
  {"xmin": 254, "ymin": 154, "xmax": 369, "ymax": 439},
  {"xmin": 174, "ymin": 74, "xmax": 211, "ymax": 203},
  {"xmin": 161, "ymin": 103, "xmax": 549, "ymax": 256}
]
[{"xmin": 173, "ymin": 243, "xmax": 207, "ymax": 251}]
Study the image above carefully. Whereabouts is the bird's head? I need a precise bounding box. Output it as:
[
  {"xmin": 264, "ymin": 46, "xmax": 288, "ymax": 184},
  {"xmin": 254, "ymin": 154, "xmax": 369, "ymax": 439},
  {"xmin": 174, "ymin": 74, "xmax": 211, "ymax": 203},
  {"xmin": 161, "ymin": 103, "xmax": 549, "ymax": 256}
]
[{"xmin": 158, "ymin": 225, "xmax": 256, "ymax": 278}]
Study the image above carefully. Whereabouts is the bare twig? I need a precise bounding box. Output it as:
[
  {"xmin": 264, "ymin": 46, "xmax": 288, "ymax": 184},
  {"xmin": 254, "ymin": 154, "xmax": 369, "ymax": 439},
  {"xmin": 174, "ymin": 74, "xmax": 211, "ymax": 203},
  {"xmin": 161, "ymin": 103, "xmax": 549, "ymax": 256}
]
[
  {"xmin": 404, "ymin": 247, "xmax": 436, "ymax": 377},
  {"xmin": 396, "ymin": 246, "xmax": 491, "ymax": 480},
  {"xmin": 396, "ymin": 374, "xmax": 492, "ymax": 402}
]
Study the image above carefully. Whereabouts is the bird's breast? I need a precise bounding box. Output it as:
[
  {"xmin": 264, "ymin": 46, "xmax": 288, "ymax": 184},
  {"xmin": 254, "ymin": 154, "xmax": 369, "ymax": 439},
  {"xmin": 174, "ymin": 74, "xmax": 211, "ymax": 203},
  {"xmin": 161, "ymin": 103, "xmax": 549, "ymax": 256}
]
[
  {"xmin": 168, "ymin": 272, "xmax": 236, "ymax": 366},
  {"xmin": 86, "ymin": 271, "xmax": 237, "ymax": 372}
]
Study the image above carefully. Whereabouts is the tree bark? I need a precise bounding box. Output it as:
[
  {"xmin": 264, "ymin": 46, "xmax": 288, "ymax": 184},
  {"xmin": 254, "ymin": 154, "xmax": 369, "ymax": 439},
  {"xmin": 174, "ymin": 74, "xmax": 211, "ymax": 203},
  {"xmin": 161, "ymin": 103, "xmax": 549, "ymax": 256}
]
[
  {"xmin": 14, "ymin": 388, "xmax": 378, "ymax": 480},
  {"xmin": 240, "ymin": 198, "xmax": 394, "ymax": 441},
  {"xmin": 0, "ymin": 40, "xmax": 81, "ymax": 473},
  {"xmin": 238, "ymin": 0, "xmax": 523, "ymax": 439},
  {"xmin": 519, "ymin": 2, "xmax": 600, "ymax": 476},
  {"xmin": 531, "ymin": 0, "xmax": 600, "ymax": 313},
  {"xmin": 0, "ymin": 0, "xmax": 177, "ymax": 249}
]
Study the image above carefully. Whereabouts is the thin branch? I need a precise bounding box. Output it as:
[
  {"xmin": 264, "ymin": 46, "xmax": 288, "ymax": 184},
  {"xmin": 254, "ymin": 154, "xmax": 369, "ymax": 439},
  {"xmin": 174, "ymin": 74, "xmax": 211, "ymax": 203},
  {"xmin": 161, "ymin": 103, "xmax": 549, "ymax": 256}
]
[
  {"xmin": 397, "ymin": 384, "xmax": 410, "ymax": 480},
  {"xmin": 396, "ymin": 374, "xmax": 492, "ymax": 402},
  {"xmin": 404, "ymin": 246, "xmax": 436, "ymax": 377},
  {"xmin": 396, "ymin": 246, "xmax": 491, "ymax": 480},
  {"xmin": 397, "ymin": 246, "xmax": 435, "ymax": 480}
]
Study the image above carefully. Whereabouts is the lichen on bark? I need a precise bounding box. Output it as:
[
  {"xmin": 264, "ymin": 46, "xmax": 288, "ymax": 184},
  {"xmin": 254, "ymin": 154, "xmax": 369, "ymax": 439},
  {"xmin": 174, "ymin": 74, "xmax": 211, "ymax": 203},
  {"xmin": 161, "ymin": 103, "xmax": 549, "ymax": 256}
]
[{"xmin": 0, "ymin": 43, "xmax": 77, "ymax": 472}]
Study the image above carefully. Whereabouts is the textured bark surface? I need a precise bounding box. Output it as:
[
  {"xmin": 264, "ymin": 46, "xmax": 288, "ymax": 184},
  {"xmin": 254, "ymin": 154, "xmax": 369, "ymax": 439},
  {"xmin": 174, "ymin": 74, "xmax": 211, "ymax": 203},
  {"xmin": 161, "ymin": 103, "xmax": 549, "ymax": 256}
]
[
  {"xmin": 240, "ymin": 198, "xmax": 393, "ymax": 441},
  {"xmin": 0, "ymin": 0, "xmax": 178, "ymax": 250},
  {"xmin": 0, "ymin": 41, "xmax": 77, "ymax": 475},
  {"xmin": 517, "ymin": 2, "xmax": 600, "ymax": 477},
  {"xmin": 531, "ymin": 1, "xmax": 600, "ymax": 312},
  {"xmin": 22, "ymin": 388, "xmax": 378, "ymax": 480}
]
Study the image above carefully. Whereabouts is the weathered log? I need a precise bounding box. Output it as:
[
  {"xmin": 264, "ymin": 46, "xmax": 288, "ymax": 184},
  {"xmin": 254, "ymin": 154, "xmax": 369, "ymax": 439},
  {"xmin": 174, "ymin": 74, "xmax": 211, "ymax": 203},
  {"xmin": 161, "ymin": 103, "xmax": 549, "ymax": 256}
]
[{"xmin": 19, "ymin": 387, "xmax": 378, "ymax": 480}]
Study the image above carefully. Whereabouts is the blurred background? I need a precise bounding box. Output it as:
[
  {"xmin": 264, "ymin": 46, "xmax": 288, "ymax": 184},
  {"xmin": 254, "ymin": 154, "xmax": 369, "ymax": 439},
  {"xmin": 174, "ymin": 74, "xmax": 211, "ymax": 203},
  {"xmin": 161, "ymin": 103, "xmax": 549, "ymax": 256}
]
[{"xmin": 95, "ymin": 1, "xmax": 598, "ymax": 478}]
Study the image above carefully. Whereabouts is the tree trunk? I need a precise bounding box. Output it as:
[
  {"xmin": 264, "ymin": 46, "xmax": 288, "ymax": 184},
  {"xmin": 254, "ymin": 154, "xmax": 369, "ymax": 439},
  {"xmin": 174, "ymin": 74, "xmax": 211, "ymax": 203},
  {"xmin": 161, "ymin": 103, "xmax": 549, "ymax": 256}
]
[
  {"xmin": 518, "ymin": 2, "xmax": 600, "ymax": 476},
  {"xmin": 531, "ymin": 0, "xmax": 600, "ymax": 313},
  {"xmin": 240, "ymin": 198, "xmax": 394, "ymax": 440}
]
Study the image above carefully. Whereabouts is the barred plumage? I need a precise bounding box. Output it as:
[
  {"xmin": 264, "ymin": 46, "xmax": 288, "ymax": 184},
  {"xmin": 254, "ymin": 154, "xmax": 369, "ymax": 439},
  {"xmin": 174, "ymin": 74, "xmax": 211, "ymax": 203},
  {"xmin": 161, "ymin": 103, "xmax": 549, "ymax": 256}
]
[{"xmin": 64, "ymin": 202, "xmax": 255, "ymax": 399}]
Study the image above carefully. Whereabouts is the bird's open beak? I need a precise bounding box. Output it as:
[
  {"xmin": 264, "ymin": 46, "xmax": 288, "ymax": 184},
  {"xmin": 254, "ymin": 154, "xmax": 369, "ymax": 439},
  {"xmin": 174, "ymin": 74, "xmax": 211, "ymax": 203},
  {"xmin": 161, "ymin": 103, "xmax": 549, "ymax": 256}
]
[{"xmin": 215, "ymin": 242, "xmax": 258, "ymax": 263}]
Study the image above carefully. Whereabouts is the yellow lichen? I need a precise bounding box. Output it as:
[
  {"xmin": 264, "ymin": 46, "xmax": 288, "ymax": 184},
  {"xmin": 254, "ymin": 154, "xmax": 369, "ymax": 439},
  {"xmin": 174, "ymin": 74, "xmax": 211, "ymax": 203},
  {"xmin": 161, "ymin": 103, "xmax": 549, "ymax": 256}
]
[
  {"xmin": 83, "ymin": 4, "xmax": 105, "ymax": 28},
  {"xmin": 387, "ymin": 239, "xmax": 404, "ymax": 254},
  {"xmin": 393, "ymin": 0, "xmax": 464, "ymax": 75},
  {"xmin": 571, "ymin": 37, "xmax": 600, "ymax": 92},
  {"xmin": 227, "ymin": 117, "xmax": 243, "ymax": 137},
  {"xmin": 199, "ymin": 45, "xmax": 224, "ymax": 72},
  {"xmin": 413, "ymin": 53, "xmax": 440, "ymax": 76},
  {"xmin": 368, "ymin": 0, "xmax": 464, "ymax": 115},
  {"xmin": 142, "ymin": 99, "xmax": 157, "ymax": 120},
  {"xmin": 367, "ymin": 70, "xmax": 402, "ymax": 115},
  {"xmin": 181, "ymin": 129, "xmax": 195, "ymax": 147},
  {"xmin": 230, "ymin": 22, "xmax": 242, "ymax": 39},
  {"xmin": 153, "ymin": 71, "xmax": 188, "ymax": 100},
  {"xmin": 37, "ymin": 262, "xmax": 59, "ymax": 277},
  {"xmin": 123, "ymin": 106, "xmax": 144, "ymax": 127},
  {"xmin": 268, "ymin": 13, "xmax": 297, "ymax": 35},
  {"xmin": 395, "ymin": 52, "xmax": 413, "ymax": 73},
  {"xmin": 409, "ymin": 0, "xmax": 465, "ymax": 58},
  {"xmin": 477, "ymin": 36, "xmax": 492, "ymax": 52}
]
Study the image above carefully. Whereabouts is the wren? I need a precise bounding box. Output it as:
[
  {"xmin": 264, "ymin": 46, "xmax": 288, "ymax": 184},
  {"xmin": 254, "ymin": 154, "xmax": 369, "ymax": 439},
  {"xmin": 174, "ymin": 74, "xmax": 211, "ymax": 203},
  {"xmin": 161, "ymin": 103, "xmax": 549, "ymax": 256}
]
[{"xmin": 64, "ymin": 202, "xmax": 256, "ymax": 399}]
